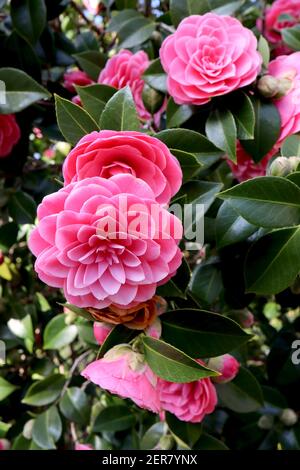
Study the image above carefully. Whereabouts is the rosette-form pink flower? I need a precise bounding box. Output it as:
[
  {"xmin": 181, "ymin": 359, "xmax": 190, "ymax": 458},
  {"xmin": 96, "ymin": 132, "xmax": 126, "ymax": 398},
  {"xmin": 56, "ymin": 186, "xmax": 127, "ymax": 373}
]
[
  {"xmin": 63, "ymin": 130, "xmax": 182, "ymax": 205},
  {"xmin": 93, "ymin": 322, "xmax": 113, "ymax": 344},
  {"xmin": 268, "ymin": 52, "xmax": 300, "ymax": 143},
  {"xmin": 98, "ymin": 50, "xmax": 165, "ymax": 124},
  {"xmin": 158, "ymin": 372, "xmax": 217, "ymax": 423},
  {"xmin": 82, "ymin": 344, "xmax": 161, "ymax": 412},
  {"xmin": 63, "ymin": 70, "xmax": 93, "ymax": 93},
  {"xmin": 208, "ymin": 354, "xmax": 240, "ymax": 384},
  {"xmin": 227, "ymin": 142, "xmax": 277, "ymax": 182},
  {"xmin": 257, "ymin": 0, "xmax": 300, "ymax": 48},
  {"xmin": 160, "ymin": 13, "xmax": 262, "ymax": 106},
  {"xmin": 0, "ymin": 114, "xmax": 21, "ymax": 158},
  {"xmin": 29, "ymin": 174, "xmax": 182, "ymax": 309}
]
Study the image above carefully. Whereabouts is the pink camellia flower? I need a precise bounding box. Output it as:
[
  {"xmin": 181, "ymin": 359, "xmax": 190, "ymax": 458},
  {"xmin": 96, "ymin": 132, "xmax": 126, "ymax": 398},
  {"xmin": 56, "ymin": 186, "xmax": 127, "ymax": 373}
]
[
  {"xmin": 257, "ymin": 0, "xmax": 300, "ymax": 47},
  {"xmin": 93, "ymin": 321, "xmax": 113, "ymax": 344},
  {"xmin": 63, "ymin": 70, "xmax": 93, "ymax": 94},
  {"xmin": 63, "ymin": 130, "xmax": 182, "ymax": 205},
  {"xmin": 75, "ymin": 443, "xmax": 93, "ymax": 451},
  {"xmin": 82, "ymin": 344, "xmax": 161, "ymax": 412},
  {"xmin": 28, "ymin": 174, "xmax": 182, "ymax": 309},
  {"xmin": 158, "ymin": 372, "xmax": 217, "ymax": 423},
  {"xmin": 98, "ymin": 50, "xmax": 165, "ymax": 124},
  {"xmin": 227, "ymin": 142, "xmax": 277, "ymax": 182},
  {"xmin": 0, "ymin": 114, "xmax": 21, "ymax": 158},
  {"xmin": 160, "ymin": 13, "xmax": 262, "ymax": 106},
  {"xmin": 208, "ymin": 354, "xmax": 240, "ymax": 384}
]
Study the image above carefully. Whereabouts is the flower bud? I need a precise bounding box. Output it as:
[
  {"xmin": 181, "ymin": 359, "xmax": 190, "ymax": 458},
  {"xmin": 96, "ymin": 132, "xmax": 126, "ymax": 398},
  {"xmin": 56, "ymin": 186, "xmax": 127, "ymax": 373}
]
[
  {"xmin": 93, "ymin": 322, "xmax": 113, "ymax": 345},
  {"xmin": 280, "ymin": 408, "xmax": 298, "ymax": 427},
  {"xmin": 275, "ymin": 77, "xmax": 294, "ymax": 98},
  {"xmin": 268, "ymin": 157, "xmax": 292, "ymax": 177},
  {"xmin": 257, "ymin": 75, "xmax": 280, "ymax": 98},
  {"xmin": 0, "ymin": 251, "xmax": 4, "ymax": 265},
  {"xmin": 230, "ymin": 309, "xmax": 254, "ymax": 328},
  {"xmin": 145, "ymin": 318, "xmax": 162, "ymax": 339},
  {"xmin": 258, "ymin": 415, "xmax": 274, "ymax": 430},
  {"xmin": 142, "ymin": 84, "xmax": 165, "ymax": 115},
  {"xmin": 208, "ymin": 354, "xmax": 240, "ymax": 384},
  {"xmin": 288, "ymin": 156, "xmax": 300, "ymax": 172}
]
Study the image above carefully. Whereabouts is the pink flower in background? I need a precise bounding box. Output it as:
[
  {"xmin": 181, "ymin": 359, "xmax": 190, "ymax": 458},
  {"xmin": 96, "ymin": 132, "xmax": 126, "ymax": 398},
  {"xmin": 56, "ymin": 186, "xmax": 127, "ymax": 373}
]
[
  {"xmin": 208, "ymin": 354, "xmax": 240, "ymax": 384},
  {"xmin": 227, "ymin": 142, "xmax": 277, "ymax": 182},
  {"xmin": 63, "ymin": 70, "xmax": 94, "ymax": 93},
  {"xmin": 29, "ymin": 174, "xmax": 182, "ymax": 309},
  {"xmin": 82, "ymin": 345, "xmax": 161, "ymax": 412},
  {"xmin": 75, "ymin": 443, "xmax": 94, "ymax": 450},
  {"xmin": 72, "ymin": 95, "xmax": 82, "ymax": 106},
  {"xmin": 257, "ymin": 0, "xmax": 300, "ymax": 48},
  {"xmin": 0, "ymin": 439, "xmax": 10, "ymax": 451},
  {"xmin": 63, "ymin": 130, "xmax": 182, "ymax": 205},
  {"xmin": 160, "ymin": 13, "xmax": 262, "ymax": 106},
  {"xmin": 98, "ymin": 50, "xmax": 165, "ymax": 124},
  {"xmin": 0, "ymin": 114, "xmax": 21, "ymax": 158},
  {"xmin": 158, "ymin": 372, "xmax": 217, "ymax": 423},
  {"xmin": 83, "ymin": 0, "xmax": 100, "ymax": 15},
  {"xmin": 93, "ymin": 322, "xmax": 113, "ymax": 344}
]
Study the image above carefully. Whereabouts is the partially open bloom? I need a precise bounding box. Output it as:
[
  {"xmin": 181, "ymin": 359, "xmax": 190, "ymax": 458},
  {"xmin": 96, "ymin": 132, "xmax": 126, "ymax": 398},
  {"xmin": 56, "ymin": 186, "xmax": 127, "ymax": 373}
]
[
  {"xmin": 93, "ymin": 322, "xmax": 113, "ymax": 344},
  {"xmin": 63, "ymin": 130, "xmax": 182, "ymax": 205},
  {"xmin": 160, "ymin": 13, "xmax": 262, "ymax": 106},
  {"xmin": 0, "ymin": 114, "xmax": 21, "ymax": 158},
  {"xmin": 227, "ymin": 142, "xmax": 277, "ymax": 182},
  {"xmin": 208, "ymin": 354, "xmax": 240, "ymax": 384},
  {"xmin": 98, "ymin": 50, "xmax": 165, "ymax": 124},
  {"xmin": 82, "ymin": 345, "xmax": 161, "ymax": 412},
  {"xmin": 29, "ymin": 174, "xmax": 182, "ymax": 309},
  {"xmin": 158, "ymin": 372, "xmax": 217, "ymax": 423},
  {"xmin": 63, "ymin": 70, "xmax": 93, "ymax": 93}
]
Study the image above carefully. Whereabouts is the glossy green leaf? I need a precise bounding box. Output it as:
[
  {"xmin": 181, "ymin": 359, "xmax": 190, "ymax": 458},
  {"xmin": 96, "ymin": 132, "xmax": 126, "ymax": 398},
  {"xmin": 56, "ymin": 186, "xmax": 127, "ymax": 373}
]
[
  {"xmin": 142, "ymin": 337, "xmax": 218, "ymax": 382},
  {"xmin": 228, "ymin": 92, "xmax": 255, "ymax": 140},
  {"xmin": 140, "ymin": 423, "xmax": 165, "ymax": 450},
  {"xmin": 55, "ymin": 94, "xmax": 98, "ymax": 146},
  {"xmin": 118, "ymin": 17, "xmax": 155, "ymax": 49},
  {"xmin": 170, "ymin": 0, "xmax": 231, "ymax": 26},
  {"xmin": 0, "ymin": 223, "xmax": 18, "ymax": 252},
  {"xmin": 32, "ymin": 406, "xmax": 62, "ymax": 450},
  {"xmin": 11, "ymin": 0, "xmax": 46, "ymax": 45},
  {"xmin": 73, "ymin": 51, "xmax": 105, "ymax": 81},
  {"xmin": 8, "ymin": 191, "xmax": 36, "ymax": 225},
  {"xmin": 219, "ymin": 176, "xmax": 300, "ymax": 228},
  {"xmin": 281, "ymin": 134, "xmax": 300, "ymax": 157},
  {"xmin": 43, "ymin": 314, "xmax": 78, "ymax": 350},
  {"xmin": 258, "ymin": 35, "xmax": 270, "ymax": 67},
  {"xmin": 22, "ymin": 374, "xmax": 65, "ymax": 406},
  {"xmin": 206, "ymin": 108, "xmax": 237, "ymax": 162},
  {"xmin": 161, "ymin": 309, "xmax": 250, "ymax": 358},
  {"xmin": 190, "ymin": 262, "xmax": 223, "ymax": 305},
  {"xmin": 282, "ymin": 25, "xmax": 300, "ymax": 51},
  {"xmin": 0, "ymin": 377, "xmax": 19, "ymax": 402},
  {"xmin": 76, "ymin": 84, "xmax": 117, "ymax": 125},
  {"xmin": 59, "ymin": 387, "xmax": 90, "ymax": 425},
  {"xmin": 93, "ymin": 406, "xmax": 136, "ymax": 432},
  {"xmin": 100, "ymin": 86, "xmax": 140, "ymax": 131},
  {"xmin": 166, "ymin": 412, "xmax": 202, "ymax": 449},
  {"xmin": 8, "ymin": 314, "xmax": 34, "ymax": 353},
  {"xmin": 194, "ymin": 432, "xmax": 229, "ymax": 450},
  {"xmin": 99, "ymin": 324, "xmax": 139, "ymax": 358},
  {"xmin": 166, "ymin": 98, "xmax": 194, "ymax": 128},
  {"xmin": 142, "ymin": 58, "xmax": 167, "ymax": 94},
  {"xmin": 216, "ymin": 200, "xmax": 257, "ymax": 248},
  {"xmin": 245, "ymin": 226, "xmax": 300, "ymax": 295}
]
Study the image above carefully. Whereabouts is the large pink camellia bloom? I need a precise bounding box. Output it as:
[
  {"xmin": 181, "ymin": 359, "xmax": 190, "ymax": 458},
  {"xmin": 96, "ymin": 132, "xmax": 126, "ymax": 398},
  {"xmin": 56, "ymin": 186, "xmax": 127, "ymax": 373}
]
[
  {"xmin": 98, "ymin": 50, "xmax": 165, "ymax": 124},
  {"xmin": 257, "ymin": 0, "xmax": 300, "ymax": 47},
  {"xmin": 63, "ymin": 130, "xmax": 182, "ymax": 205},
  {"xmin": 0, "ymin": 114, "xmax": 21, "ymax": 158},
  {"xmin": 29, "ymin": 174, "xmax": 182, "ymax": 309},
  {"xmin": 227, "ymin": 142, "xmax": 277, "ymax": 182},
  {"xmin": 158, "ymin": 373, "xmax": 217, "ymax": 423},
  {"xmin": 160, "ymin": 13, "xmax": 262, "ymax": 106},
  {"xmin": 82, "ymin": 345, "xmax": 161, "ymax": 412}
]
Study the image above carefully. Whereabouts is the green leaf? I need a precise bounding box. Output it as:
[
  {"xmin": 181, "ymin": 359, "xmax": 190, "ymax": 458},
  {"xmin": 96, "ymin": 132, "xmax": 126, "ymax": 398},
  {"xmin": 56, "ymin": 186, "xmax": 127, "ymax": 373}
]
[
  {"xmin": 99, "ymin": 324, "xmax": 139, "ymax": 358},
  {"xmin": 22, "ymin": 374, "xmax": 65, "ymax": 406},
  {"xmin": 142, "ymin": 58, "xmax": 167, "ymax": 94},
  {"xmin": 194, "ymin": 432, "xmax": 229, "ymax": 450},
  {"xmin": 100, "ymin": 86, "xmax": 140, "ymax": 131},
  {"xmin": 161, "ymin": 309, "xmax": 250, "ymax": 358},
  {"xmin": 287, "ymin": 171, "xmax": 300, "ymax": 188},
  {"xmin": 281, "ymin": 134, "xmax": 300, "ymax": 157},
  {"xmin": 8, "ymin": 191, "xmax": 36, "ymax": 225},
  {"xmin": 62, "ymin": 303, "xmax": 93, "ymax": 321},
  {"xmin": 0, "ymin": 377, "xmax": 19, "ymax": 402},
  {"xmin": 142, "ymin": 336, "xmax": 218, "ymax": 382},
  {"xmin": 190, "ymin": 262, "xmax": 223, "ymax": 305},
  {"xmin": 245, "ymin": 226, "xmax": 300, "ymax": 295},
  {"xmin": 93, "ymin": 406, "xmax": 136, "ymax": 432},
  {"xmin": 73, "ymin": 51, "xmax": 105, "ymax": 81},
  {"xmin": 282, "ymin": 25, "xmax": 300, "ymax": 51},
  {"xmin": 59, "ymin": 387, "xmax": 90, "ymax": 425},
  {"xmin": 179, "ymin": 180, "xmax": 223, "ymax": 213},
  {"xmin": 206, "ymin": 108, "xmax": 237, "ymax": 162},
  {"xmin": 0, "ymin": 223, "xmax": 18, "ymax": 252},
  {"xmin": 43, "ymin": 314, "xmax": 78, "ymax": 350},
  {"xmin": 107, "ymin": 9, "xmax": 141, "ymax": 33},
  {"xmin": 166, "ymin": 412, "xmax": 202, "ymax": 449},
  {"xmin": 8, "ymin": 314, "xmax": 34, "ymax": 353},
  {"xmin": 228, "ymin": 92, "xmax": 255, "ymax": 140},
  {"xmin": 76, "ymin": 84, "xmax": 117, "ymax": 125},
  {"xmin": 169, "ymin": 0, "xmax": 230, "ymax": 26},
  {"xmin": 141, "ymin": 423, "xmax": 165, "ymax": 450},
  {"xmin": 55, "ymin": 94, "xmax": 98, "ymax": 146},
  {"xmin": 258, "ymin": 36, "xmax": 270, "ymax": 68},
  {"xmin": 217, "ymin": 367, "xmax": 264, "ymax": 413},
  {"xmin": 218, "ymin": 176, "xmax": 300, "ymax": 228},
  {"xmin": 0, "ymin": 420, "xmax": 12, "ymax": 439},
  {"xmin": 166, "ymin": 97, "xmax": 194, "ymax": 128},
  {"xmin": 156, "ymin": 129, "xmax": 223, "ymax": 182},
  {"xmin": 11, "ymin": 0, "xmax": 46, "ymax": 45},
  {"xmin": 32, "ymin": 406, "xmax": 62, "ymax": 450},
  {"xmin": 240, "ymin": 97, "xmax": 281, "ymax": 163},
  {"xmin": 118, "ymin": 17, "xmax": 156, "ymax": 49},
  {"xmin": 216, "ymin": 200, "xmax": 257, "ymax": 248}
]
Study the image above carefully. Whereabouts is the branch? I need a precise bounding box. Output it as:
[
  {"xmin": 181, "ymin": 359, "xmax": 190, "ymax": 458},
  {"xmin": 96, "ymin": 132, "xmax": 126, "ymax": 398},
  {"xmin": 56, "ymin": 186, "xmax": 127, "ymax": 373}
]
[{"xmin": 70, "ymin": 0, "xmax": 103, "ymax": 36}]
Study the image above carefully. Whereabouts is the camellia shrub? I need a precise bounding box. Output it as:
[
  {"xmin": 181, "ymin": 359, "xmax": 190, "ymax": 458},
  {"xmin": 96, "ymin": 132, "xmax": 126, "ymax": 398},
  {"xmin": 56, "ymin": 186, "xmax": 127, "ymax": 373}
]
[{"xmin": 0, "ymin": 0, "xmax": 300, "ymax": 452}]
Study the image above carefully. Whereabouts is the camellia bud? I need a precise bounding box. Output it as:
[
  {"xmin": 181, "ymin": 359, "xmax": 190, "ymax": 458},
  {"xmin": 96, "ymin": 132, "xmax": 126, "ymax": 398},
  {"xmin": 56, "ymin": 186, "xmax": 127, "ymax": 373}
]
[
  {"xmin": 280, "ymin": 408, "xmax": 298, "ymax": 427},
  {"xmin": 288, "ymin": 156, "xmax": 300, "ymax": 172},
  {"xmin": 93, "ymin": 322, "xmax": 113, "ymax": 345},
  {"xmin": 151, "ymin": 30, "xmax": 162, "ymax": 47},
  {"xmin": 208, "ymin": 354, "xmax": 240, "ymax": 384},
  {"xmin": 229, "ymin": 309, "xmax": 254, "ymax": 328},
  {"xmin": 268, "ymin": 157, "xmax": 293, "ymax": 177},
  {"xmin": 276, "ymin": 77, "xmax": 294, "ymax": 98},
  {"xmin": 145, "ymin": 318, "xmax": 162, "ymax": 339},
  {"xmin": 142, "ymin": 84, "xmax": 165, "ymax": 115},
  {"xmin": 0, "ymin": 439, "xmax": 10, "ymax": 450},
  {"xmin": 0, "ymin": 250, "xmax": 4, "ymax": 265},
  {"xmin": 258, "ymin": 415, "xmax": 274, "ymax": 430},
  {"xmin": 257, "ymin": 75, "xmax": 280, "ymax": 98}
]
